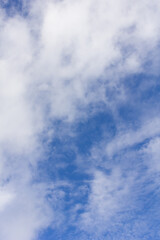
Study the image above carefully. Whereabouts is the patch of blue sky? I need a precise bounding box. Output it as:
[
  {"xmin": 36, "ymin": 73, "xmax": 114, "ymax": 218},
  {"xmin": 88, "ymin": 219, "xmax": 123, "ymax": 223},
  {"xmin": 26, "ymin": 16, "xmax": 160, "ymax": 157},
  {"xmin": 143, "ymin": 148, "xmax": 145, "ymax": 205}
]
[
  {"xmin": 36, "ymin": 69, "xmax": 160, "ymax": 239},
  {"xmin": 75, "ymin": 109, "xmax": 116, "ymax": 154},
  {"xmin": 27, "ymin": 67, "xmax": 160, "ymax": 240},
  {"xmin": 0, "ymin": 0, "xmax": 29, "ymax": 17},
  {"xmin": 117, "ymin": 74, "xmax": 160, "ymax": 127},
  {"xmin": 0, "ymin": 0, "xmax": 22, "ymax": 12}
]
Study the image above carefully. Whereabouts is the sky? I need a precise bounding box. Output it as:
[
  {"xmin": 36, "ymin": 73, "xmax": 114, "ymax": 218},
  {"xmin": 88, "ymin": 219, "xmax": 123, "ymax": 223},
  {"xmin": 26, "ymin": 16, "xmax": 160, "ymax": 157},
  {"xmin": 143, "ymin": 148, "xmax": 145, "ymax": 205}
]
[{"xmin": 0, "ymin": 0, "xmax": 160, "ymax": 239}]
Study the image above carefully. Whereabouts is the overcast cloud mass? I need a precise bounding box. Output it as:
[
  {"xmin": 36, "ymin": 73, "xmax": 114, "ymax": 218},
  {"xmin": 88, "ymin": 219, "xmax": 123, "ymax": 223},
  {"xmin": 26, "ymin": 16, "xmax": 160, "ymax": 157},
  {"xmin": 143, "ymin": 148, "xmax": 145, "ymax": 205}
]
[{"xmin": 0, "ymin": 0, "xmax": 160, "ymax": 239}]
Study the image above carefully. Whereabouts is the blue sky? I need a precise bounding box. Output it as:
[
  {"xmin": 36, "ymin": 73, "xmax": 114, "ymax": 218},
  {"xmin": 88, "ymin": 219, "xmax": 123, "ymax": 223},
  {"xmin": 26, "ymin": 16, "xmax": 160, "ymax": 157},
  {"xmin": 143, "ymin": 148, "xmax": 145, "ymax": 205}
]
[{"xmin": 0, "ymin": 0, "xmax": 160, "ymax": 240}]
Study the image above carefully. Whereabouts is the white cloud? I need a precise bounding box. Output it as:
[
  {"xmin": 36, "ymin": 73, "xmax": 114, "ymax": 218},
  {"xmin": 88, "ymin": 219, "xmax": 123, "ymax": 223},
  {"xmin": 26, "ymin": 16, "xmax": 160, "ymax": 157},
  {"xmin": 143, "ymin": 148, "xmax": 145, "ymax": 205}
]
[
  {"xmin": 142, "ymin": 137, "xmax": 160, "ymax": 172},
  {"xmin": 78, "ymin": 168, "xmax": 134, "ymax": 235},
  {"xmin": 106, "ymin": 117, "xmax": 160, "ymax": 157},
  {"xmin": 0, "ymin": 189, "xmax": 14, "ymax": 212},
  {"xmin": 29, "ymin": 0, "xmax": 160, "ymax": 121},
  {"xmin": 0, "ymin": 182, "xmax": 54, "ymax": 240}
]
